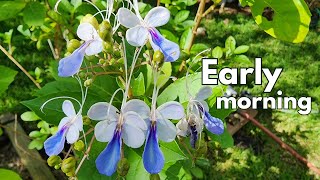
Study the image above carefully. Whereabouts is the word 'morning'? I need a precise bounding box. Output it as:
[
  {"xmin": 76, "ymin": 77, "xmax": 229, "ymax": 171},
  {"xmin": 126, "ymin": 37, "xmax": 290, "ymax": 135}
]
[
  {"xmin": 202, "ymin": 58, "xmax": 282, "ymax": 93},
  {"xmin": 216, "ymin": 91, "xmax": 312, "ymax": 115}
]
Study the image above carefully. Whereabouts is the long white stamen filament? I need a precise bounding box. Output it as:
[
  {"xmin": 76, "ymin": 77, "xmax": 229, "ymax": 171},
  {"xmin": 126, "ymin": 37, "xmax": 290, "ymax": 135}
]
[
  {"xmin": 185, "ymin": 49, "xmax": 211, "ymax": 99},
  {"xmin": 151, "ymin": 64, "xmax": 160, "ymax": 121},
  {"xmin": 40, "ymin": 96, "xmax": 81, "ymax": 114},
  {"xmin": 121, "ymin": 36, "xmax": 128, "ymax": 90},
  {"xmin": 54, "ymin": 0, "xmax": 63, "ymax": 13},
  {"xmin": 108, "ymin": 88, "xmax": 124, "ymax": 120},
  {"xmin": 83, "ymin": 0, "xmax": 105, "ymax": 20}
]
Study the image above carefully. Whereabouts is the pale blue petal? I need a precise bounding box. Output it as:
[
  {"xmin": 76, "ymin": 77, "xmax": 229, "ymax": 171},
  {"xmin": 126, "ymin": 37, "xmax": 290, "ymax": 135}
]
[
  {"xmin": 143, "ymin": 123, "xmax": 164, "ymax": 174},
  {"xmin": 44, "ymin": 128, "xmax": 67, "ymax": 156},
  {"xmin": 203, "ymin": 111, "xmax": 224, "ymax": 135},
  {"xmin": 149, "ymin": 28, "xmax": 180, "ymax": 62},
  {"xmin": 58, "ymin": 43, "xmax": 87, "ymax": 77},
  {"xmin": 96, "ymin": 130, "xmax": 122, "ymax": 176}
]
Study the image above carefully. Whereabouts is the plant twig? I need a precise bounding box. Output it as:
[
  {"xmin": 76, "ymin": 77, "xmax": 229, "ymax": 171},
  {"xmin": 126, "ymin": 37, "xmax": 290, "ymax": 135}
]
[
  {"xmin": 185, "ymin": 0, "xmax": 207, "ymax": 52},
  {"xmin": 157, "ymin": 0, "xmax": 160, "ymax": 6},
  {"xmin": 202, "ymin": 4, "xmax": 216, "ymax": 17},
  {"xmin": 75, "ymin": 135, "xmax": 96, "ymax": 175},
  {"xmin": 238, "ymin": 111, "xmax": 320, "ymax": 175},
  {"xmin": 0, "ymin": 44, "xmax": 41, "ymax": 89}
]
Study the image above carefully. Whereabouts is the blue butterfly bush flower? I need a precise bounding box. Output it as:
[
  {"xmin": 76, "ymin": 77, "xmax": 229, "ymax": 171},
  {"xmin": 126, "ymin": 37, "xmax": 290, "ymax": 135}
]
[
  {"xmin": 58, "ymin": 23, "xmax": 103, "ymax": 77},
  {"xmin": 87, "ymin": 99, "xmax": 148, "ymax": 176},
  {"xmin": 44, "ymin": 100, "xmax": 83, "ymax": 156},
  {"xmin": 117, "ymin": 2, "xmax": 180, "ymax": 62},
  {"xmin": 128, "ymin": 101, "xmax": 185, "ymax": 174},
  {"xmin": 177, "ymin": 86, "xmax": 224, "ymax": 148}
]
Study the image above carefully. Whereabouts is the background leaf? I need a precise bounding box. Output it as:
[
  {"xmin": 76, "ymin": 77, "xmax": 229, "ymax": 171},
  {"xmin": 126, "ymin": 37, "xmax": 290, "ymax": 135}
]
[
  {"xmin": 23, "ymin": 2, "xmax": 46, "ymax": 26},
  {"xmin": 0, "ymin": 1, "xmax": 26, "ymax": 21},
  {"xmin": 0, "ymin": 65, "xmax": 17, "ymax": 95}
]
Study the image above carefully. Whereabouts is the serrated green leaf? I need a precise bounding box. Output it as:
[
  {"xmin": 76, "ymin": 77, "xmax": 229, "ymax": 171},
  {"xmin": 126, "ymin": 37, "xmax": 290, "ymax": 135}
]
[
  {"xmin": 0, "ymin": 66, "xmax": 17, "ymax": 95},
  {"xmin": 23, "ymin": 2, "xmax": 46, "ymax": 26},
  {"xmin": 0, "ymin": 1, "xmax": 26, "ymax": 21}
]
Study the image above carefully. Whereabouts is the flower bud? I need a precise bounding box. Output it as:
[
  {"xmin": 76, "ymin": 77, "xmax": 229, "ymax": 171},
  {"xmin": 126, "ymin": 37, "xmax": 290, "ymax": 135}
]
[
  {"xmin": 74, "ymin": 140, "xmax": 85, "ymax": 151},
  {"xmin": 80, "ymin": 14, "xmax": 99, "ymax": 30},
  {"xmin": 149, "ymin": 174, "xmax": 160, "ymax": 180},
  {"xmin": 47, "ymin": 155, "xmax": 62, "ymax": 167},
  {"xmin": 84, "ymin": 79, "xmax": 93, "ymax": 87},
  {"xmin": 83, "ymin": 116, "xmax": 91, "ymax": 125},
  {"xmin": 78, "ymin": 72, "xmax": 86, "ymax": 78},
  {"xmin": 54, "ymin": 164, "xmax": 61, "ymax": 170},
  {"xmin": 99, "ymin": 21, "xmax": 113, "ymax": 42},
  {"xmin": 118, "ymin": 57, "xmax": 124, "ymax": 65},
  {"xmin": 109, "ymin": 58, "xmax": 116, "ymax": 65},
  {"xmin": 61, "ymin": 157, "xmax": 76, "ymax": 175},
  {"xmin": 103, "ymin": 42, "xmax": 113, "ymax": 53},
  {"xmin": 152, "ymin": 50, "xmax": 164, "ymax": 67},
  {"xmin": 117, "ymin": 158, "xmax": 130, "ymax": 177},
  {"xmin": 67, "ymin": 39, "xmax": 81, "ymax": 53}
]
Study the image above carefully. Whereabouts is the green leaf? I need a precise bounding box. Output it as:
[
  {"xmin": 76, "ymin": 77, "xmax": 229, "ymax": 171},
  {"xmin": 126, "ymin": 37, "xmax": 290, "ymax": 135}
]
[
  {"xmin": 190, "ymin": 43, "xmax": 209, "ymax": 55},
  {"xmin": 174, "ymin": 10, "xmax": 190, "ymax": 24},
  {"xmin": 248, "ymin": 0, "xmax": 311, "ymax": 43},
  {"xmin": 190, "ymin": 167, "xmax": 204, "ymax": 179},
  {"xmin": 233, "ymin": 55, "xmax": 252, "ymax": 67},
  {"xmin": 29, "ymin": 131, "xmax": 44, "ymax": 138},
  {"xmin": 23, "ymin": 2, "xmax": 46, "ymax": 26},
  {"xmin": 180, "ymin": 28, "xmax": 193, "ymax": 51},
  {"xmin": 158, "ymin": 73, "xmax": 221, "ymax": 105},
  {"xmin": 207, "ymin": 128, "xmax": 234, "ymax": 148},
  {"xmin": 0, "ymin": 128, "xmax": 3, "ymax": 136},
  {"xmin": 0, "ymin": 1, "xmax": 26, "ymax": 21},
  {"xmin": 132, "ymin": 73, "xmax": 145, "ymax": 96},
  {"xmin": 0, "ymin": 65, "xmax": 17, "ymax": 95},
  {"xmin": 211, "ymin": 46, "xmax": 223, "ymax": 59},
  {"xmin": 0, "ymin": 169, "xmax": 21, "ymax": 180},
  {"xmin": 21, "ymin": 111, "xmax": 40, "ymax": 122},
  {"xmin": 186, "ymin": 0, "xmax": 198, "ymax": 6},
  {"xmin": 234, "ymin": 45, "xmax": 250, "ymax": 54},
  {"xmin": 225, "ymin": 36, "xmax": 236, "ymax": 52},
  {"xmin": 28, "ymin": 139, "xmax": 44, "ymax": 150},
  {"xmin": 157, "ymin": 62, "xmax": 172, "ymax": 88},
  {"xmin": 17, "ymin": 25, "xmax": 31, "ymax": 37}
]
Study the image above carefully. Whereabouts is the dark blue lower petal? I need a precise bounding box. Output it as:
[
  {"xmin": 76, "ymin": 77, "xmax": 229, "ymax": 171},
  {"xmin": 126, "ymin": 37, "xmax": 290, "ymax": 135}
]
[
  {"xmin": 58, "ymin": 43, "xmax": 87, "ymax": 77},
  {"xmin": 149, "ymin": 28, "xmax": 180, "ymax": 62},
  {"xmin": 203, "ymin": 111, "xmax": 224, "ymax": 135},
  {"xmin": 44, "ymin": 128, "xmax": 67, "ymax": 156},
  {"xmin": 96, "ymin": 130, "xmax": 122, "ymax": 176},
  {"xmin": 189, "ymin": 125, "xmax": 198, "ymax": 148},
  {"xmin": 143, "ymin": 123, "xmax": 164, "ymax": 174}
]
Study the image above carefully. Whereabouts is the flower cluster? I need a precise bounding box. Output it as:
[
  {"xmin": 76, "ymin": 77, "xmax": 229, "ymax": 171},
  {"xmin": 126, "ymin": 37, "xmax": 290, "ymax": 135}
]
[{"xmin": 43, "ymin": 0, "xmax": 225, "ymax": 177}]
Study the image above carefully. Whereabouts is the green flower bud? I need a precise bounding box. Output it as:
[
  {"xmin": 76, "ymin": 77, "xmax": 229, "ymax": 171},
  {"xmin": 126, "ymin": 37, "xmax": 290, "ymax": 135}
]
[
  {"xmin": 47, "ymin": 155, "xmax": 62, "ymax": 167},
  {"xmin": 99, "ymin": 21, "xmax": 113, "ymax": 42},
  {"xmin": 103, "ymin": 42, "xmax": 113, "ymax": 53},
  {"xmin": 117, "ymin": 158, "xmax": 130, "ymax": 177},
  {"xmin": 153, "ymin": 50, "xmax": 164, "ymax": 64},
  {"xmin": 54, "ymin": 164, "xmax": 61, "ymax": 170},
  {"xmin": 83, "ymin": 116, "xmax": 91, "ymax": 125},
  {"xmin": 80, "ymin": 14, "xmax": 99, "ymax": 30},
  {"xmin": 109, "ymin": 58, "xmax": 116, "ymax": 65},
  {"xmin": 65, "ymin": 171, "xmax": 75, "ymax": 177},
  {"xmin": 98, "ymin": 59, "xmax": 106, "ymax": 65},
  {"xmin": 61, "ymin": 157, "xmax": 76, "ymax": 174},
  {"xmin": 74, "ymin": 140, "xmax": 85, "ymax": 151},
  {"xmin": 146, "ymin": 41, "xmax": 152, "ymax": 50},
  {"xmin": 84, "ymin": 79, "xmax": 93, "ymax": 87},
  {"xmin": 67, "ymin": 39, "xmax": 81, "ymax": 53},
  {"xmin": 149, "ymin": 174, "xmax": 160, "ymax": 180},
  {"xmin": 117, "ymin": 57, "xmax": 124, "ymax": 65},
  {"xmin": 78, "ymin": 72, "xmax": 86, "ymax": 78}
]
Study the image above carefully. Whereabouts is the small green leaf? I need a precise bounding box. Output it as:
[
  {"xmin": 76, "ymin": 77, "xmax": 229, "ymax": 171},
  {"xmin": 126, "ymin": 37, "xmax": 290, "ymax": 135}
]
[
  {"xmin": 233, "ymin": 55, "xmax": 251, "ymax": 66},
  {"xmin": 225, "ymin": 36, "xmax": 236, "ymax": 52},
  {"xmin": 0, "ymin": 169, "xmax": 21, "ymax": 180},
  {"xmin": 234, "ymin": 45, "xmax": 250, "ymax": 54},
  {"xmin": 132, "ymin": 73, "xmax": 145, "ymax": 96},
  {"xmin": 17, "ymin": 25, "xmax": 31, "ymax": 37},
  {"xmin": 23, "ymin": 2, "xmax": 46, "ymax": 26},
  {"xmin": 0, "ymin": 1, "xmax": 26, "ymax": 21},
  {"xmin": 0, "ymin": 128, "xmax": 3, "ymax": 136},
  {"xmin": 29, "ymin": 131, "xmax": 44, "ymax": 138},
  {"xmin": 21, "ymin": 111, "xmax": 40, "ymax": 121},
  {"xmin": 211, "ymin": 46, "xmax": 223, "ymax": 59},
  {"xmin": 28, "ymin": 139, "xmax": 44, "ymax": 150},
  {"xmin": 157, "ymin": 62, "xmax": 172, "ymax": 88},
  {"xmin": 174, "ymin": 10, "xmax": 190, "ymax": 24},
  {"xmin": 190, "ymin": 167, "xmax": 204, "ymax": 179},
  {"xmin": 180, "ymin": 28, "xmax": 193, "ymax": 51},
  {"xmin": 0, "ymin": 66, "xmax": 17, "ymax": 95}
]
